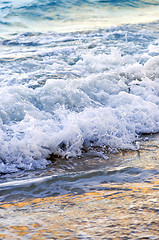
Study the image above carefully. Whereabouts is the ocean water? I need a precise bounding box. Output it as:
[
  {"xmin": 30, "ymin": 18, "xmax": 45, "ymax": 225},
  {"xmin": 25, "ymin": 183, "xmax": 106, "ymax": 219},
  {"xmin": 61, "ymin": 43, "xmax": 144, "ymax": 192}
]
[{"xmin": 0, "ymin": 0, "xmax": 159, "ymax": 199}]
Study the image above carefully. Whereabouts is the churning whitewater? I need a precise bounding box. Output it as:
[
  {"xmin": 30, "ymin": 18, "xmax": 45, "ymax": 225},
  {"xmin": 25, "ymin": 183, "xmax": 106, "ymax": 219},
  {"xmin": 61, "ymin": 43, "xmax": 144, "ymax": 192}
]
[{"xmin": 0, "ymin": 1, "xmax": 159, "ymax": 173}]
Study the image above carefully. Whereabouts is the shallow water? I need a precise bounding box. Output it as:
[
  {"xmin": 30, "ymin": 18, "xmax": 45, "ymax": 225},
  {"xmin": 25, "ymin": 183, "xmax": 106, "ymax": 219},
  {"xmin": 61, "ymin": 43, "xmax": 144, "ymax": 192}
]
[
  {"xmin": 0, "ymin": 133, "xmax": 158, "ymax": 203},
  {"xmin": 0, "ymin": 134, "xmax": 158, "ymax": 239}
]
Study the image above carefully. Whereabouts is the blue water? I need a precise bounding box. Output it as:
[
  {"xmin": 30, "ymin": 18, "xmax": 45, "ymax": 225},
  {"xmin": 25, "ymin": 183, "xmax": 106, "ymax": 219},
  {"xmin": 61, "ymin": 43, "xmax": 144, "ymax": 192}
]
[
  {"xmin": 1, "ymin": 0, "xmax": 159, "ymax": 35},
  {"xmin": 0, "ymin": 0, "xmax": 158, "ymax": 199}
]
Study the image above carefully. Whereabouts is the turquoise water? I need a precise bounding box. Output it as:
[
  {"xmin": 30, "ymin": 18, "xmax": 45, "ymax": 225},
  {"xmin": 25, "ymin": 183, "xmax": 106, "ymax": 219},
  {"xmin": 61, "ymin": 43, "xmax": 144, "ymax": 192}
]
[
  {"xmin": 1, "ymin": 0, "xmax": 159, "ymax": 35},
  {"xmin": 0, "ymin": 0, "xmax": 158, "ymax": 198}
]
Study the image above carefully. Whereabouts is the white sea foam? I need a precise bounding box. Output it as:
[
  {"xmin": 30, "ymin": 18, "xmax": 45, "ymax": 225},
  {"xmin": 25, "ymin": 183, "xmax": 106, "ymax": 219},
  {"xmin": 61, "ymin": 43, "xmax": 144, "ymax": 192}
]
[{"xmin": 0, "ymin": 23, "xmax": 159, "ymax": 173}]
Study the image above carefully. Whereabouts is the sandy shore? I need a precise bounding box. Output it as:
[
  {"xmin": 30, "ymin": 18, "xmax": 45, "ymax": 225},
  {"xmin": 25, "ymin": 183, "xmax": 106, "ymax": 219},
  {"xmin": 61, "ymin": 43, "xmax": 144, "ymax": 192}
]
[{"xmin": 0, "ymin": 135, "xmax": 159, "ymax": 239}]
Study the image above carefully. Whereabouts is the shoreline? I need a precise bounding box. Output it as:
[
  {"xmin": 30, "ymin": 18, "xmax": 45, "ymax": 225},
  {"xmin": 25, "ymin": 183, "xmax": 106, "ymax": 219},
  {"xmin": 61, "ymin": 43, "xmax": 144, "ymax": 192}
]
[{"xmin": 0, "ymin": 134, "xmax": 158, "ymax": 239}]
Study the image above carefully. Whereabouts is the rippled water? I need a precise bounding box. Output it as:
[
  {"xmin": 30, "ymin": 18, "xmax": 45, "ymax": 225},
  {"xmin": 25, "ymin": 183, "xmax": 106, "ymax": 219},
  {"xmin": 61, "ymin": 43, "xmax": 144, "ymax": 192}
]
[{"xmin": 1, "ymin": 0, "xmax": 159, "ymax": 35}]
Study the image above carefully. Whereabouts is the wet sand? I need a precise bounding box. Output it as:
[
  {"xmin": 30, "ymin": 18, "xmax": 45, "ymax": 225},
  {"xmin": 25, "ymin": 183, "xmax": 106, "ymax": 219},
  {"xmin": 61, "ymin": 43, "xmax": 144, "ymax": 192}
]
[{"xmin": 0, "ymin": 135, "xmax": 159, "ymax": 239}]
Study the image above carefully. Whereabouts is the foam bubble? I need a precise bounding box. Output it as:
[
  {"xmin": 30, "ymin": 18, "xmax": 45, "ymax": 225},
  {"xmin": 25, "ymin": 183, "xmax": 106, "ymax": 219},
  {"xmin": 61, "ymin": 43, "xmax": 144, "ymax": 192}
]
[{"xmin": 144, "ymin": 56, "xmax": 159, "ymax": 80}]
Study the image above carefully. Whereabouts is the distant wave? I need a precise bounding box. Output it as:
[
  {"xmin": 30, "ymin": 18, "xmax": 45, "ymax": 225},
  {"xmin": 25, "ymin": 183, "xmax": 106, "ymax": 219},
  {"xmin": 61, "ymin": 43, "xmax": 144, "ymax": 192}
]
[
  {"xmin": 1, "ymin": 0, "xmax": 159, "ymax": 21},
  {"xmin": 0, "ymin": 0, "xmax": 159, "ymax": 36}
]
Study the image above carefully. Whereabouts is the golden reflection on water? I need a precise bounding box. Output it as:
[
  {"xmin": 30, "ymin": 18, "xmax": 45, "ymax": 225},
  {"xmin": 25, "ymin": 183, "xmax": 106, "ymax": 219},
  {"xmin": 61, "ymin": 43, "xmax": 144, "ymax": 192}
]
[
  {"xmin": 0, "ymin": 179, "xmax": 158, "ymax": 239},
  {"xmin": 109, "ymin": 135, "xmax": 159, "ymax": 170},
  {"xmin": 0, "ymin": 135, "xmax": 158, "ymax": 239}
]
